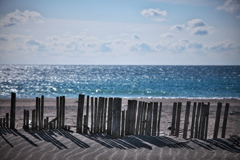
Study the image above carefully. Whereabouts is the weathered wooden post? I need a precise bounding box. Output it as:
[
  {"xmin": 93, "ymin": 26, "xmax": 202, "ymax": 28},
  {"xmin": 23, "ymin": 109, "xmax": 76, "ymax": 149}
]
[
  {"xmin": 56, "ymin": 97, "xmax": 60, "ymax": 129},
  {"xmin": 121, "ymin": 110, "xmax": 125, "ymax": 137},
  {"xmin": 0, "ymin": 118, "xmax": 2, "ymax": 127},
  {"xmin": 213, "ymin": 103, "xmax": 222, "ymax": 139},
  {"xmin": 26, "ymin": 110, "xmax": 29, "ymax": 129},
  {"xmin": 107, "ymin": 97, "xmax": 113, "ymax": 135},
  {"xmin": 77, "ymin": 94, "xmax": 85, "ymax": 133},
  {"xmin": 125, "ymin": 100, "xmax": 131, "ymax": 135},
  {"xmin": 40, "ymin": 95, "xmax": 44, "ymax": 129},
  {"xmin": 10, "ymin": 92, "xmax": 16, "ymax": 129},
  {"xmin": 221, "ymin": 103, "xmax": 229, "ymax": 138},
  {"xmin": 136, "ymin": 101, "xmax": 143, "ymax": 135},
  {"xmin": 112, "ymin": 98, "xmax": 122, "ymax": 138},
  {"xmin": 146, "ymin": 102, "xmax": 153, "ymax": 136},
  {"xmin": 152, "ymin": 102, "xmax": 158, "ymax": 136},
  {"xmin": 6, "ymin": 113, "xmax": 9, "ymax": 128},
  {"xmin": 183, "ymin": 101, "xmax": 191, "ymax": 139},
  {"xmin": 129, "ymin": 100, "xmax": 137, "ymax": 135},
  {"xmin": 190, "ymin": 102, "xmax": 196, "ymax": 138},
  {"xmin": 140, "ymin": 102, "xmax": 147, "ymax": 135},
  {"xmin": 171, "ymin": 102, "xmax": 177, "ymax": 136},
  {"xmin": 103, "ymin": 98, "xmax": 107, "ymax": 133},
  {"xmin": 204, "ymin": 103, "xmax": 210, "ymax": 139},
  {"xmin": 91, "ymin": 97, "xmax": 94, "ymax": 133},
  {"xmin": 84, "ymin": 96, "xmax": 90, "ymax": 134},
  {"xmin": 157, "ymin": 102, "xmax": 162, "ymax": 136},
  {"xmin": 23, "ymin": 109, "xmax": 26, "ymax": 129},
  {"xmin": 194, "ymin": 102, "xmax": 201, "ymax": 138},
  {"xmin": 32, "ymin": 109, "xmax": 36, "ymax": 129},
  {"xmin": 94, "ymin": 97, "xmax": 98, "ymax": 133},
  {"xmin": 62, "ymin": 96, "xmax": 65, "ymax": 129},
  {"xmin": 98, "ymin": 97, "xmax": 104, "ymax": 133},
  {"xmin": 3, "ymin": 118, "xmax": 6, "ymax": 127},
  {"xmin": 175, "ymin": 102, "xmax": 182, "ymax": 137}
]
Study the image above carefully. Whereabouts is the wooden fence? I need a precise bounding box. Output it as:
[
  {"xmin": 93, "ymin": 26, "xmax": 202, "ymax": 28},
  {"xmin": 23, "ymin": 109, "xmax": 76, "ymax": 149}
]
[{"xmin": 0, "ymin": 92, "xmax": 230, "ymax": 140}]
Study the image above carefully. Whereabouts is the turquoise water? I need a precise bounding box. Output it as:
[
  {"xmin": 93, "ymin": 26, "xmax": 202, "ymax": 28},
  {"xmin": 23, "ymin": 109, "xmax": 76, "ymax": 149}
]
[{"xmin": 0, "ymin": 65, "xmax": 240, "ymax": 98}]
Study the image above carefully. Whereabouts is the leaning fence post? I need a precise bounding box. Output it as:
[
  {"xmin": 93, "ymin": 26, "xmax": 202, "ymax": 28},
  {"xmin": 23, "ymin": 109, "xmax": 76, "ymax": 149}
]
[
  {"xmin": 32, "ymin": 109, "xmax": 36, "ymax": 129},
  {"xmin": 121, "ymin": 110, "xmax": 125, "ymax": 137},
  {"xmin": 91, "ymin": 97, "xmax": 94, "ymax": 133},
  {"xmin": 146, "ymin": 102, "xmax": 153, "ymax": 136},
  {"xmin": 183, "ymin": 101, "xmax": 191, "ymax": 139},
  {"xmin": 77, "ymin": 94, "xmax": 85, "ymax": 133},
  {"xmin": 94, "ymin": 98, "xmax": 98, "ymax": 134},
  {"xmin": 136, "ymin": 101, "xmax": 143, "ymax": 135},
  {"xmin": 190, "ymin": 102, "xmax": 196, "ymax": 138},
  {"xmin": 194, "ymin": 102, "xmax": 201, "ymax": 138},
  {"xmin": 213, "ymin": 103, "xmax": 222, "ymax": 138},
  {"xmin": 40, "ymin": 95, "xmax": 44, "ymax": 129},
  {"xmin": 152, "ymin": 102, "xmax": 158, "ymax": 136},
  {"xmin": 103, "ymin": 98, "xmax": 107, "ymax": 133},
  {"xmin": 112, "ymin": 98, "xmax": 122, "ymax": 138},
  {"xmin": 84, "ymin": 96, "xmax": 90, "ymax": 134},
  {"xmin": 6, "ymin": 113, "xmax": 9, "ymax": 128},
  {"xmin": 221, "ymin": 103, "xmax": 229, "ymax": 138},
  {"xmin": 157, "ymin": 102, "xmax": 162, "ymax": 136},
  {"xmin": 107, "ymin": 98, "xmax": 113, "ymax": 135},
  {"xmin": 10, "ymin": 92, "xmax": 16, "ymax": 129},
  {"xmin": 204, "ymin": 103, "xmax": 210, "ymax": 139},
  {"xmin": 171, "ymin": 102, "xmax": 177, "ymax": 136},
  {"xmin": 175, "ymin": 102, "xmax": 182, "ymax": 137}
]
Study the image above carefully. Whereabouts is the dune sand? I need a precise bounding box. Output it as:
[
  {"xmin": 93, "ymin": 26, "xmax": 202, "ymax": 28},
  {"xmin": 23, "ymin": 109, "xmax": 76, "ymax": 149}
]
[{"xmin": 0, "ymin": 98, "xmax": 240, "ymax": 159}]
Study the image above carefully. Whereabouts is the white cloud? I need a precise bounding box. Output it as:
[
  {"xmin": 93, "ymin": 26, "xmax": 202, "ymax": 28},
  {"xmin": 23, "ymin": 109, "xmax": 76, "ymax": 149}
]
[
  {"xmin": 237, "ymin": 15, "xmax": 240, "ymax": 20},
  {"xmin": 0, "ymin": 9, "xmax": 43, "ymax": 27},
  {"xmin": 186, "ymin": 19, "xmax": 213, "ymax": 36},
  {"xmin": 161, "ymin": 32, "xmax": 174, "ymax": 38},
  {"xmin": 208, "ymin": 39, "xmax": 240, "ymax": 52},
  {"xmin": 187, "ymin": 19, "xmax": 206, "ymax": 28},
  {"xmin": 217, "ymin": 0, "xmax": 240, "ymax": 13},
  {"xmin": 170, "ymin": 25, "xmax": 184, "ymax": 31},
  {"xmin": 141, "ymin": 8, "xmax": 167, "ymax": 21}
]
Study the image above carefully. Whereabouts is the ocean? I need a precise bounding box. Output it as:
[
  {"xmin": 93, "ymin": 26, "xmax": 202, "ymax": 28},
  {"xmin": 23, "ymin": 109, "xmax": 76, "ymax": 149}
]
[{"xmin": 0, "ymin": 65, "xmax": 240, "ymax": 99}]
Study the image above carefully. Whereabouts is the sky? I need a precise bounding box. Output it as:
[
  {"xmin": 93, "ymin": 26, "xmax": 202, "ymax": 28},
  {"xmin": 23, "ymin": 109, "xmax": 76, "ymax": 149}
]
[{"xmin": 0, "ymin": 0, "xmax": 240, "ymax": 65}]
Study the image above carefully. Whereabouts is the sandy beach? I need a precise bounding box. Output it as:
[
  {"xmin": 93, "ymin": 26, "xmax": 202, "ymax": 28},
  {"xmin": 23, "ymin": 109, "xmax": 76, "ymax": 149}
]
[{"xmin": 1, "ymin": 98, "xmax": 240, "ymax": 159}]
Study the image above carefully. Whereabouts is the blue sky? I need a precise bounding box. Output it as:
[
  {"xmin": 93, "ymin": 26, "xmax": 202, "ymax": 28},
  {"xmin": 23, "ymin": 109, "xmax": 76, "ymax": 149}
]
[{"xmin": 0, "ymin": 0, "xmax": 240, "ymax": 65}]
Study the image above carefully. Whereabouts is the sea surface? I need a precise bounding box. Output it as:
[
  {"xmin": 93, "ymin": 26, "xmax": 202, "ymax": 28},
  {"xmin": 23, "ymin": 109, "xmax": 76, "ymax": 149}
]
[{"xmin": 0, "ymin": 65, "xmax": 240, "ymax": 99}]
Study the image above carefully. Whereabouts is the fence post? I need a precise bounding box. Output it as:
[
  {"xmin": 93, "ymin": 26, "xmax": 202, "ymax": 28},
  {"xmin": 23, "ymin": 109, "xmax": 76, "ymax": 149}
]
[
  {"xmin": 107, "ymin": 97, "xmax": 113, "ymax": 135},
  {"xmin": 112, "ymin": 98, "xmax": 122, "ymax": 138},
  {"xmin": 6, "ymin": 113, "xmax": 9, "ymax": 128},
  {"xmin": 91, "ymin": 97, "xmax": 94, "ymax": 133},
  {"xmin": 157, "ymin": 102, "xmax": 162, "ymax": 136},
  {"xmin": 40, "ymin": 95, "xmax": 44, "ymax": 130},
  {"xmin": 84, "ymin": 96, "xmax": 90, "ymax": 134},
  {"xmin": 56, "ymin": 97, "xmax": 60, "ymax": 129},
  {"xmin": 221, "ymin": 103, "xmax": 229, "ymax": 138},
  {"xmin": 183, "ymin": 101, "xmax": 191, "ymax": 139},
  {"xmin": 10, "ymin": 92, "xmax": 16, "ymax": 129},
  {"xmin": 94, "ymin": 97, "xmax": 98, "ymax": 133},
  {"xmin": 152, "ymin": 102, "xmax": 158, "ymax": 136},
  {"xmin": 125, "ymin": 100, "xmax": 131, "ymax": 135},
  {"xmin": 190, "ymin": 102, "xmax": 196, "ymax": 138},
  {"xmin": 23, "ymin": 109, "xmax": 26, "ymax": 129},
  {"xmin": 204, "ymin": 103, "xmax": 210, "ymax": 139},
  {"xmin": 136, "ymin": 101, "xmax": 143, "ymax": 135},
  {"xmin": 121, "ymin": 110, "xmax": 125, "ymax": 137},
  {"xmin": 213, "ymin": 103, "xmax": 222, "ymax": 138},
  {"xmin": 32, "ymin": 109, "xmax": 36, "ymax": 129},
  {"xmin": 171, "ymin": 102, "xmax": 177, "ymax": 136},
  {"xmin": 194, "ymin": 102, "xmax": 201, "ymax": 138},
  {"xmin": 146, "ymin": 102, "xmax": 153, "ymax": 136},
  {"xmin": 175, "ymin": 102, "xmax": 182, "ymax": 137},
  {"xmin": 0, "ymin": 118, "xmax": 2, "ymax": 127},
  {"xmin": 98, "ymin": 97, "xmax": 104, "ymax": 133},
  {"xmin": 77, "ymin": 94, "xmax": 85, "ymax": 133},
  {"xmin": 103, "ymin": 98, "xmax": 107, "ymax": 133}
]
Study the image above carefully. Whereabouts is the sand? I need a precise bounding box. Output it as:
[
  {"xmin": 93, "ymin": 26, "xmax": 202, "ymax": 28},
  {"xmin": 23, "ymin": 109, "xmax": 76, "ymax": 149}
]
[{"xmin": 1, "ymin": 98, "xmax": 240, "ymax": 159}]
